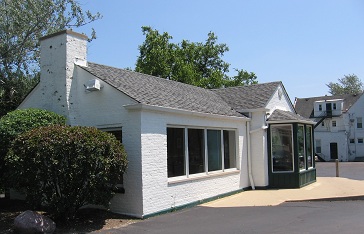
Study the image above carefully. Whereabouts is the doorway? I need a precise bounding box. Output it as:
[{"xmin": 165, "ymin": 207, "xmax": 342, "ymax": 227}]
[
  {"xmin": 330, "ymin": 142, "xmax": 338, "ymax": 160},
  {"xmin": 326, "ymin": 103, "xmax": 332, "ymax": 116}
]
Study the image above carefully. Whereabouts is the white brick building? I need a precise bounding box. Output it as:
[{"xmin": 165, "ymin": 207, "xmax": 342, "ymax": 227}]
[
  {"xmin": 19, "ymin": 30, "xmax": 316, "ymax": 218},
  {"xmin": 295, "ymin": 93, "xmax": 364, "ymax": 162}
]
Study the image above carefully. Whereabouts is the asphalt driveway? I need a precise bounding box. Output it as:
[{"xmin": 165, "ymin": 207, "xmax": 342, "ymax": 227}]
[{"xmin": 94, "ymin": 162, "xmax": 364, "ymax": 234}]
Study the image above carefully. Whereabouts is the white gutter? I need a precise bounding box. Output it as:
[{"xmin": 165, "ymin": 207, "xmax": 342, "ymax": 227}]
[{"xmin": 246, "ymin": 122, "xmax": 255, "ymax": 190}]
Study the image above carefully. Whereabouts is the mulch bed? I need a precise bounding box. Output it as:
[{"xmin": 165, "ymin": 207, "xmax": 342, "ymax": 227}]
[{"xmin": 0, "ymin": 198, "xmax": 138, "ymax": 233}]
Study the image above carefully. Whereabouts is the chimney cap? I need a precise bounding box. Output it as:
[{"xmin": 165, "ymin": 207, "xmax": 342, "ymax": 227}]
[{"xmin": 40, "ymin": 30, "xmax": 88, "ymax": 41}]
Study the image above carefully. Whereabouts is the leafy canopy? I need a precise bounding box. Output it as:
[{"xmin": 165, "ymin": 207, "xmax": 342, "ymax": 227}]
[
  {"xmin": 327, "ymin": 74, "xmax": 363, "ymax": 95},
  {"xmin": 135, "ymin": 26, "xmax": 257, "ymax": 89},
  {"xmin": 0, "ymin": 0, "xmax": 101, "ymax": 117},
  {"xmin": 6, "ymin": 125, "xmax": 128, "ymax": 220}
]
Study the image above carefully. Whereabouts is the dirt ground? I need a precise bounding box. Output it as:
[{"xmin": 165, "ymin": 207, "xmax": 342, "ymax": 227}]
[{"xmin": 0, "ymin": 198, "xmax": 139, "ymax": 233}]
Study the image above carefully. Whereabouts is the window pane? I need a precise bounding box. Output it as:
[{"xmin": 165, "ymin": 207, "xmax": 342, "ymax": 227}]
[
  {"xmin": 271, "ymin": 125, "xmax": 294, "ymax": 172},
  {"xmin": 306, "ymin": 126, "xmax": 313, "ymax": 168},
  {"xmin": 223, "ymin": 130, "xmax": 236, "ymax": 169},
  {"xmin": 207, "ymin": 130, "xmax": 222, "ymax": 171},
  {"xmin": 315, "ymin": 139, "xmax": 322, "ymax": 153},
  {"xmin": 188, "ymin": 129, "xmax": 205, "ymax": 174},
  {"xmin": 357, "ymin": 117, "xmax": 362, "ymax": 128},
  {"xmin": 167, "ymin": 128, "xmax": 185, "ymax": 177},
  {"xmin": 298, "ymin": 125, "xmax": 306, "ymax": 170}
]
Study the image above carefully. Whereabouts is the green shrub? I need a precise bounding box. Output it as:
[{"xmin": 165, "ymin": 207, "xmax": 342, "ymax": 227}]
[
  {"xmin": 0, "ymin": 108, "xmax": 66, "ymax": 190},
  {"xmin": 6, "ymin": 125, "xmax": 128, "ymax": 220}
]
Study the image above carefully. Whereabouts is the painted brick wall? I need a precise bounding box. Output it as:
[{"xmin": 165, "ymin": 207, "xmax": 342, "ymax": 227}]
[
  {"xmin": 139, "ymin": 110, "xmax": 248, "ymax": 217},
  {"xmin": 250, "ymin": 111, "xmax": 269, "ymax": 187}
]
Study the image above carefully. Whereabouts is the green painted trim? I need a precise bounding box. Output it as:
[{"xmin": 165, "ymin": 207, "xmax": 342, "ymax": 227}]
[{"xmin": 142, "ymin": 187, "xmax": 249, "ymax": 219}]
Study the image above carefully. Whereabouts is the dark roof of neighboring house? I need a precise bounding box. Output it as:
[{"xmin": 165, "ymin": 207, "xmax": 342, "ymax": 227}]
[
  {"xmin": 211, "ymin": 82, "xmax": 282, "ymax": 111},
  {"xmin": 79, "ymin": 62, "xmax": 244, "ymax": 117},
  {"xmin": 267, "ymin": 109, "xmax": 313, "ymax": 122},
  {"xmin": 295, "ymin": 93, "xmax": 364, "ymax": 118}
]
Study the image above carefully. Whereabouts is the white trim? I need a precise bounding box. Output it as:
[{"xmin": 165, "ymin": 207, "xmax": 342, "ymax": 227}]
[
  {"xmin": 267, "ymin": 120, "xmax": 315, "ymax": 125},
  {"xmin": 167, "ymin": 126, "xmax": 239, "ymax": 182},
  {"xmin": 168, "ymin": 169, "xmax": 239, "ymax": 184},
  {"xmin": 270, "ymin": 124, "xmax": 295, "ymax": 173}
]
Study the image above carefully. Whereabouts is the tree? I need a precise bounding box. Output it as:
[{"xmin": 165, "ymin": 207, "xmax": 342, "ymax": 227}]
[
  {"xmin": 6, "ymin": 125, "xmax": 128, "ymax": 220},
  {"xmin": 0, "ymin": 0, "xmax": 101, "ymax": 117},
  {"xmin": 0, "ymin": 108, "xmax": 66, "ymax": 191},
  {"xmin": 135, "ymin": 26, "xmax": 257, "ymax": 89},
  {"xmin": 327, "ymin": 74, "xmax": 363, "ymax": 95}
]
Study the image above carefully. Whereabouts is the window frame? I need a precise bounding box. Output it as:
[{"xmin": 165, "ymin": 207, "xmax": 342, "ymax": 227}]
[
  {"xmin": 357, "ymin": 117, "xmax": 363, "ymax": 129},
  {"xmin": 358, "ymin": 138, "xmax": 364, "ymax": 144},
  {"xmin": 99, "ymin": 127, "xmax": 124, "ymax": 193},
  {"xmin": 315, "ymin": 139, "xmax": 321, "ymax": 154},
  {"xmin": 270, "ymin": 124, "xmax": 294, "ymax": 173},
  {"xmin": 167, "ymin": 125, "xmax": 239, "ymax": 180},
  {"xmin": 306, "ymin": 125, "xmax": 313, "ymax": 169},
  {"xmin": 297, "ymin": 124, "xmax": 306, "ymax": 171},
  {"xmin": 332, "ymin": 120, "xmax": 337, "ymax": 127}
]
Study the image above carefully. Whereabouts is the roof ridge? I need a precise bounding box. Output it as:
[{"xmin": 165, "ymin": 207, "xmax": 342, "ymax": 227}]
[{"xmin": 296, "ymin": 92, "xmax": 364, "ymax": 100}]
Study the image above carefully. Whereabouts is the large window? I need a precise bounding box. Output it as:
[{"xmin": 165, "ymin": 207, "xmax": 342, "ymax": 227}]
[
  {"xmin": 207, "ymin": 130, "xmax": 222, "ymax": 171},
  {"xmin": 306, "ymin": 126, "xmax": 313, "ymax": 168},
  {"xmin": 298, "ymin": 125, "xmax": 306, "ymax": 171},
  {"xmin": 188, "ymin": 129, "xmax": 205, "ymax": 174},
  {"xmin": 271, "ymin": 125, "xmax": 294, "ymax": 172},
  {"xmin": 167, "ymin": 127, "xmax": 237, "ymax": 178},
  {"xmin": 224, "ymin": 130, "xmax": 236, "ymax": 169},
  {"xmin": 167, "ymin": 128, "xmax": 185, "ymax": 177}
]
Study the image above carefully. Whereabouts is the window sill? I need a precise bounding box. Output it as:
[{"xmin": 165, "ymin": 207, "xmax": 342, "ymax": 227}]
[{"xmin": 168, "ymin": 169, "xmax": 240, "ymax": 185}]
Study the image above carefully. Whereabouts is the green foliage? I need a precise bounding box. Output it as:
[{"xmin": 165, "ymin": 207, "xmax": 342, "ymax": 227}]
[
  {"xmin": 135, "ymin": 26, "xmax": 257, "ymax": 89},
  {"xmin": 0, "ymin": 108, "xmax": 66, "ymax": 188},
  {"xmin": 0, "ymin": 73, "xmax": 39, "ymax": 117},
  {"xmin": 0, "ymin": 0, "xmax": 101, "ymax": 116},
  {"xmin": 6, "ymin": 125, "xmax": 128, "ymax": 220},
  {"xmin": 327, "ymin": 74, "xmax": 363, "ymax": 95}
]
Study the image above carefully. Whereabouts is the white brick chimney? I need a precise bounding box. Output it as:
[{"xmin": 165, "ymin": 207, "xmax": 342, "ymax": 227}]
[{"xmin": 39, "ymin": 30, "xmax": 88, "ymax": 117}]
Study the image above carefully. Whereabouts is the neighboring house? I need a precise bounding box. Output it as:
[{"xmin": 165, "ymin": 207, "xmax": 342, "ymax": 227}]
[
  {"xmin": 295, "ymin": 93, "xmax": 364, "ymax": 162},
  {"xmin": 18, "ymin": 30, "xmax": 316, "ymax": 218}
]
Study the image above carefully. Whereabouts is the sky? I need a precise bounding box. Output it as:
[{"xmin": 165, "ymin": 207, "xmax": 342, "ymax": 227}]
[{"xmin": 77, "ymin": 0, "xmax": 364, "ymax": 102}]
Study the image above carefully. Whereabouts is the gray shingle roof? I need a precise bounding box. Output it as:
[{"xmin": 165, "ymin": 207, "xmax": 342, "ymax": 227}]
[
  {"xmin": 211, "ymin": 82, "xmax": 282, "ymax": 111},
  {"xmin": 267, "ymin": 109, "xmax": 313, "ymax": 122},
  {"xmin": 295, "ymin": 93, "xmax": 364, "ymax": 118},
  {"xmin": 79, "ymin": 62, "xmax": 244, "ymax": 117}
]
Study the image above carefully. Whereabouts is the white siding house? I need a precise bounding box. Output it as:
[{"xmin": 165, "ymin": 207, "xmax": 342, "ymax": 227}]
[
  {"xmin": 18, "ymin": 30, "xmax": 315, "ymax": 218},
  {"xmin": 295, "ymin": 93, "xmax": 364, "ymax": 162}
]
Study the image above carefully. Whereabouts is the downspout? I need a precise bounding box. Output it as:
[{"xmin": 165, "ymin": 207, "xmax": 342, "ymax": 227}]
[{"xmin": 247, "ymin": 122, "xmax": 255, "ymax": 190}]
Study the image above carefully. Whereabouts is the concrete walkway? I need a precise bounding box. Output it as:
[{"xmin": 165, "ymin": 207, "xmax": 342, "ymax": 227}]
[{"xmin": 202, "ymin": 162, "xmax": 364, "ymax": 208}]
